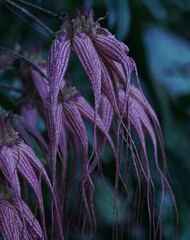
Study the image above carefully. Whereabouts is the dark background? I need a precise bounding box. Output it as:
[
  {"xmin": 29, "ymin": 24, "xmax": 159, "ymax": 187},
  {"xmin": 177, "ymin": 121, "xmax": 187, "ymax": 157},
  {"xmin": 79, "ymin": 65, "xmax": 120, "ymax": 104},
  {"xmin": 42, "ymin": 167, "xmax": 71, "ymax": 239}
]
[{"xmin": 0, "ymin": 0, "xmax": 190, "ymax": 239}]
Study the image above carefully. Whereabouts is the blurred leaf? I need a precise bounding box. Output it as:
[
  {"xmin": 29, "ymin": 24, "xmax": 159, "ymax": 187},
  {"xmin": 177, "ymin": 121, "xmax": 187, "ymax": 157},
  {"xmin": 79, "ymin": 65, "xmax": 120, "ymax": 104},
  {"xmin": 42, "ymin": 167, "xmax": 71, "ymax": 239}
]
[
  {"xmin": 104, "ymin": 0, "xmax": 130, "ymax": 40},
  {"xmin": 143, "ymin": 24, "xmax": 190, "ymax": 96},
  {"xmin": 140, "ymin": 0, "xmax": 167, "ymax": 22},
  {"xmin": 95, "ymin": 179, "xmax": 123, "ymax": 224},
  {"xmin": 167, "ymin": 0, "xmax": 190, "ymax": 11}
]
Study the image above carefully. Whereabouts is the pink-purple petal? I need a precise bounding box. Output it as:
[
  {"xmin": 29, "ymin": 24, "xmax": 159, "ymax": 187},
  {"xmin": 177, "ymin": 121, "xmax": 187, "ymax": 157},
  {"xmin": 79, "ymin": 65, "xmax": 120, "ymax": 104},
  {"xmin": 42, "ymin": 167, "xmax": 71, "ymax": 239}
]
[{"xmin": 73, "ymin": 34, "xmax": 101, "ymax": 110}]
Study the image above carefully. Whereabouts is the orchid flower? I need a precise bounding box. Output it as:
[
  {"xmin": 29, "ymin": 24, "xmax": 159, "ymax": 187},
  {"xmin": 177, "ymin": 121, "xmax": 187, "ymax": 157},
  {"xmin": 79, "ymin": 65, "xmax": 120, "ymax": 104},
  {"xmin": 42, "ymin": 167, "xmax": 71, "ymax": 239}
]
[
  {"xmin": 0, "ymin": 175, "xmax": 43, "ymax": 240},
  {"xmin": 0, "ymin": 3, "xmax": 177, "ymax": 238},
  {"xmin": 0, "ymin": 111, "xmax": 63, "ymax": 240}
]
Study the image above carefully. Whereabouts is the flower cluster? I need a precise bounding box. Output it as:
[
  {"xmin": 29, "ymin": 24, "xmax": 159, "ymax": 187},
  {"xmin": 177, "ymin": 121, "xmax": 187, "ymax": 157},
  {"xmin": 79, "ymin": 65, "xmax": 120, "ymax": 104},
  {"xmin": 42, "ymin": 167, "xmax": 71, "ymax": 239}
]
[{"xmin": 0, "ymin": 5, "xmax": 177, "ymax": 240}]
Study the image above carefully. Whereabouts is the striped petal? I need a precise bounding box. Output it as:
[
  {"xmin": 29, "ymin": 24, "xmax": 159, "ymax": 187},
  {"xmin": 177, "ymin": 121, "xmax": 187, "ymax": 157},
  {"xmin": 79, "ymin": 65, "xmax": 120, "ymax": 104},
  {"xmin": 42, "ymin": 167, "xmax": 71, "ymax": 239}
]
[
  {"xmin": 0, "ymin": 201, "xmax": 28, "ymax": 240},
  {"xmin": 17, "ymin": 143, "xmax": 51, "ymax": 187},
  {"xmin": 12, "ymin": 148, "xmax": 46, "ymax": 236},
  {"xmin": 100, "ymin": 60, "xmax": 120, "ymax": 116},
  {"xmin": 47, "ymin": 38, "xmax": 71, "ymax": 105},
  {"xmin": 94, "ymin": 35, "xmax": 133, "ymax": 87},
  {"xmin": 0, "ymin": 147, "xmax": 21, "ymax": 198},
  {"xmin": 97, "ymin": 96, "xmax": 114, "ymax": 157},
  {"xmin": 62, "ymin": 101, "xmax": 88, "ymax": 164},
  {"xmin": 31, "ymin": 69, "xmax": 49, "ymax": 105},
  {"xmin": 22, "ymin": 200, "xmax": 43, "ymax": 239},
  {"xmin": 73, "ymin": 34, "xmax": 101, "ymax": 110}
]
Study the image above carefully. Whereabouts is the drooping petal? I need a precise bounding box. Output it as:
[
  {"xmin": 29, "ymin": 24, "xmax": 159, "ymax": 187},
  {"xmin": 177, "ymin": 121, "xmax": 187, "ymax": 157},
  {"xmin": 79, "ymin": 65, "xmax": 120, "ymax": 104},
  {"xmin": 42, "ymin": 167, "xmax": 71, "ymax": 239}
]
[
  {"xmin": 76, "ymin": 96, "xmax": 117, "ymax": 167},
  {"xmin": 73, "ymin": 33, "xmax": 101, "ymax": 111},
  {"xmin": 22, "ymin": 200, "xmax": 43, "ymax": 239},
  {"xmin": 130, "ymin": 86, "xmax": 166, "ymax": 161},
  {"xmin": 94, "ymin": 35, "xmax": 134, "ymax": 93},
  {"xmin": 47, "ymin": 38, "xmax": 71, "ymax": 105},
  {"xmin": 47, "ymin": 103, "xmax": 63, "ymax": 174},
  {"xmin": 17, "ymin": 143, "xmax": 51, "ymax": 187},
  {"xmin": 59, "ymin": 127, "xmax": 68, "ymax": 164},
  {"xmin": 100, "ymin": 60, "xmax": 120, "ymax": 116},
  {"xmin": 119, "ymin": 87, "xmax": 155, "ymax": 180},
  {"xmin": 31, "ymin": 69, "xmax": 49, "ymax": 105},
  {"xmin": 11, "ymin": 147, "xmax": 46, "ymax": 237},
  {"xmin": 104, "ymin": 58, "xmax": 135, "ymax": 87},
  {"xmin": 0, "ymin": 200, "xmax": 28, "ymax": 240},
  {"xmin": 76, "ymin": 96, "xmax": 111, "ymax": 135},
  {"xmin": 94, "ymin": 34, "xmax": 129, "ymax": 62},
  {"xmin": 47, "ymin": 38, "xmax": 71, "ymax": 190},
  {"xmin": 99, "ymin": 96, "xmax": 114, "ymax": 132},
  {"xmin": 17, "ymin": 142, "xmax": 64, "ymax": 240},
  {"xmin": 97, "ymin": 96, "xmax": 114, "ymax": 157},
  {"xmin": 62, "ymin": 101, "xmax": 88, "ymax": 164},
  {"xmin": 0, "ymin": 147, "xmax": 21, "ymax": 198}
]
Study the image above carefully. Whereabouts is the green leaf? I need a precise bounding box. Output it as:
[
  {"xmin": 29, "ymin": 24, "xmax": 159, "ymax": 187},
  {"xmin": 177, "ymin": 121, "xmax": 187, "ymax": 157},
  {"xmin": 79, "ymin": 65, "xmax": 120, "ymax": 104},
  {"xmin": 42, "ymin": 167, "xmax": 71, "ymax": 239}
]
[
  {"xmin": 104, "ymin": 0, "xmax": 131, "ymax": 40},
  {"xmin": 143, "ymin": 24, "xmax": 190, "ymax": 96}
]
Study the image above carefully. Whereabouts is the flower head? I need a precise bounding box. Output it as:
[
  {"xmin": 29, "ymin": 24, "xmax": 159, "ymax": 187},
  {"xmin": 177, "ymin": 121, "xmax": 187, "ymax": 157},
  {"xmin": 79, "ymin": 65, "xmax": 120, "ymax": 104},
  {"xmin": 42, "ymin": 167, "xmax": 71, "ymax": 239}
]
[
  {"xmin": 9, "ymin": 7, "xmax": 177, "ymax": 238},
  {"xmin": 0, "ymin": 175, "xmax": 43, "ymax": 240},
  {"xmin": 0, "ymin": 111, "xmax": 54, "ymax": 240}
]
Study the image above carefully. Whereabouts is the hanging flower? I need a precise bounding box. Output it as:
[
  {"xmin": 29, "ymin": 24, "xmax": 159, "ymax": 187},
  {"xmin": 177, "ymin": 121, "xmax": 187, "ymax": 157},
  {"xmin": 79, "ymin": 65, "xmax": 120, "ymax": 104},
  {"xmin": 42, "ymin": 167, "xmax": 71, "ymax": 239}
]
[
  {"xmin": 0, "ymin": 111, "xmax": 63, "ymax": 240},
  {"xmin": 0, "ymin": 175, "xmax": 43, "ymax": 240}
]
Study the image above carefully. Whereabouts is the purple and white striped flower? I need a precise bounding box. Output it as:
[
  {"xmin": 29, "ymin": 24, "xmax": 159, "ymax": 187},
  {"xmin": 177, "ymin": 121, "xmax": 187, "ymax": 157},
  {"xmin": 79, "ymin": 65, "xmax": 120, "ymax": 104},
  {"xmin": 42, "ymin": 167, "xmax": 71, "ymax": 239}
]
[
  {"xmin": 0, "ymin": 176, "xmax": 43, "ymax": 240},
  {"xmin": 0, "ymin": 111, "xmax": 63, "ymax": 239},
  {"xmin": 17, "ymin": 7, "xmax": 176, "ymax": 238}
]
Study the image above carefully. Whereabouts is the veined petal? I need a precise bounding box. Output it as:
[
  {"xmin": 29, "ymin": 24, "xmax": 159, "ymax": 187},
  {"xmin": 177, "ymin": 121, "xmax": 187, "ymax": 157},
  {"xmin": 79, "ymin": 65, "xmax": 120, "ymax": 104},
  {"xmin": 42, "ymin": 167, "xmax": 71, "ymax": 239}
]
[
  {"xmin": 130, "ymin": 86, "xmax": 164, "ymax": 148},
  {"xmin": 76, "ymin": 96, "xmax": 117, "ymax": 162},
  {"xmin": 12, "ymin": 148, "xmax": 42, "ymax": 197},
  {"xmin": 100, "ymin": 60, "xmax": 120, "ymax": 116},
  {"xmin": 94, "ymin": 35, "xmax": 128, "ymax": 62},
  {"xmin": 97, "ymin": 96, "xmax": 114, "ymax": 157},
  {"xmin": 94, "ymin": 35, "xmax": 134, "ymax": 86},
  {"xmin": 62, "ymin": 101, "xmax": 88, "ymax": 163},
  {"xmin": 59, "ymin": 127, "xmax": 67, "ymax": 164},
  {"xmin": 73, "ymin": 34, "xmax": 101, "ymax": 110},
  {"xmin": 47, "ymin": 103, "xmax": 63, "ymax": 173},
  {"xmin": 16, "ymin": 142, "xmax": 63, "ymax": 239},
  {"xmin": 99, "ymin": 96, "xmax": 114, "ymax": 132},
  {"xmin": 104, "ymin": 58, "xmax": 135, "ymax": 88},
  {"xmin": 17, "ymin": 143, "xmax": 51, "ymax": 187},
  {"xmin": 31, "ymin": 69, "xmax": 49, "ymax": 105},
  {"xmin": 47, "ymin": 38, "xmax": 71, "ymax": 104},
  {"xmin": 12, "ymin": 148, "xmax": 46, "ymax": 232},
  {"xmin": 61, "ymin": 101, "xmax": 94, "ymax": 233},
  {"xmin": 0, "ymin": 147, "xmax": 21, "ymax": 198},
  {"xmin": 22, "ymin": 200, "xmax": 43, "ymax": 239},
  {"xmin": 76, "ymin": 96, "xmax": 110, "ymax": 135},
  {"xmin": 0, "ymin": 201, "xmax": 27, "ymax": 240}
]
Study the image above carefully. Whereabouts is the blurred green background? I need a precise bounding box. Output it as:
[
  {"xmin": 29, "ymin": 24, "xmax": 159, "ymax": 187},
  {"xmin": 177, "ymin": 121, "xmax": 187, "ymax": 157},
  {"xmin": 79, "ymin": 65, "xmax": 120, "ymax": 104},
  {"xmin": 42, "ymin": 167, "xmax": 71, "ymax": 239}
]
[{"xmin": 0, "ymin": 0, "xmax": 190, "ymax": 239}]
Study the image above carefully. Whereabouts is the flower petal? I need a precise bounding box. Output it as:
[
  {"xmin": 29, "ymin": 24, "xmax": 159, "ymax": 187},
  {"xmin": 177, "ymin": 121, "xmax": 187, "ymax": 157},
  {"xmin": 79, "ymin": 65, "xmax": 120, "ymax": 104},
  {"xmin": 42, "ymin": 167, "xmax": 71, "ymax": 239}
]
[
  {"xmin": 62, "ymin": 102, "xmax": 88, "ymax": 163},
  {"xmin": 47, "ymin": 38, "xmax": 71, "ymax": 104},
  {"xmin": 22, "ymin": 200, "xmax": 43, "ymax": 239},
  {"xmin": 73, "ymin": 34, "xmax": 101, "ymax": 110},
  {"xmin": 0, "ymin": 200, "xmax": 26, "ymax": 240}
]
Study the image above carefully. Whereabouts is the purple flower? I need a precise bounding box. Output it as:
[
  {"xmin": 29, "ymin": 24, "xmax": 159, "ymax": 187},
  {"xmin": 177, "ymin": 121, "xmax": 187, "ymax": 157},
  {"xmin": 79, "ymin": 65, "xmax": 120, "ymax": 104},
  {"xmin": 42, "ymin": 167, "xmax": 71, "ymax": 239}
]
[
  {"xmin": 15, "ymin": 7, "xmax": 176, "ymax": 238},
  {"xmin": 0, "ymin": 176, "xmax": 43, "ymax": 239},
  {"xmin": 0, "ymin": 111, "xmax": 54, "ymax": 239}
]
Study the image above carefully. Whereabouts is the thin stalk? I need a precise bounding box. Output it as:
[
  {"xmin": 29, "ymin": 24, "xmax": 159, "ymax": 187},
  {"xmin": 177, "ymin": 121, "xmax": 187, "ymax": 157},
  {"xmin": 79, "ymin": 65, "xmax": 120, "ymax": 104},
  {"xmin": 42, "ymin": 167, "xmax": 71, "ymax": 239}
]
[
  {"xmin": 0, "ymin": 47, "xmax": 48, "ymax": 82},
  {"xmin": 3, "ymin": 0, "xmax": 54, "ymax": 36},
  {"xmin": 16, "ymin": 0, "xmax": 61, "ymax": 19}
]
